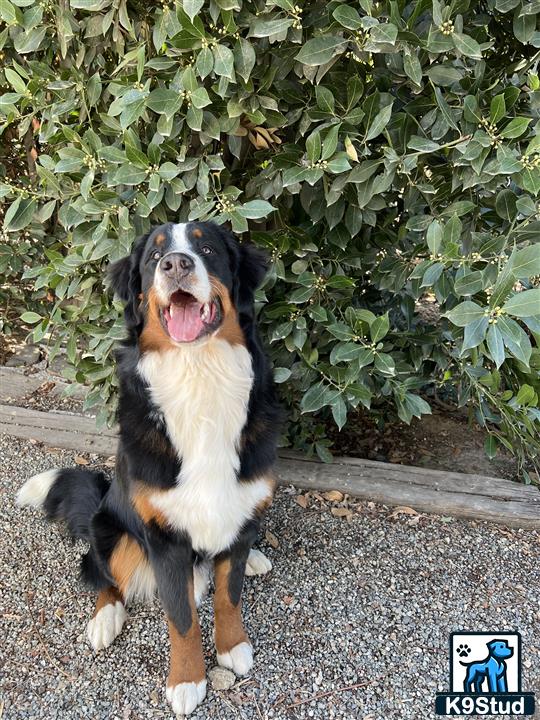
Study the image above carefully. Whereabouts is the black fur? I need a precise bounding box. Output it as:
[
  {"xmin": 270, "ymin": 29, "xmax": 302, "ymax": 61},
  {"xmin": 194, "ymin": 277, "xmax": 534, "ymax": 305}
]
[
  {"xmin": 43, "ymin": 468, "xmax": 109, "ymax": 539},
  {"xmin": 145, "ymin": 522, "xmax": 193, "ymax": 634}
]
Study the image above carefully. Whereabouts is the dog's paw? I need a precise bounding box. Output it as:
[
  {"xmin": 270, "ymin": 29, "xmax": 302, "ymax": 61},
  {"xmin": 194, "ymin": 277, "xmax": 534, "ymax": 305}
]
[
  {"xmin": 166, "ymin": 680, "xmax": 206, "ymax": 716},
  {"xmin": 87, "ymin": 601, "xmax": 127, "ymax": 652},
  {"xmin": 245, "ymin": 549, "xmax": 272, "ymax": 576},
  {"xmin": 217, "ymin": 642, "xmax": 253, "ymax": 676},
  {"xmin": 457, "ymin": 643, "xmax": 471, "ymax": 658}
]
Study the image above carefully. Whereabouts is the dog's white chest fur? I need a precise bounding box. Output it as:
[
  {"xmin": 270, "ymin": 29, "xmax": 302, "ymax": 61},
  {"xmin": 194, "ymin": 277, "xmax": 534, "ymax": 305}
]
[{"xmin": 137, "ymin": 341, "xmax": 270, "ymax": 555}]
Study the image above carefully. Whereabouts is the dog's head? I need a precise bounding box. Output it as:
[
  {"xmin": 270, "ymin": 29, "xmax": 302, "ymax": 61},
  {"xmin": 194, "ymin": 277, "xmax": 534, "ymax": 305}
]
[
  {"xmin": 487, "ymin": 640, "xmax": 514, "ymax": 660},
  {"xmin": 108, "ymin": 222, "xmax": 268, "ymax": 350}
]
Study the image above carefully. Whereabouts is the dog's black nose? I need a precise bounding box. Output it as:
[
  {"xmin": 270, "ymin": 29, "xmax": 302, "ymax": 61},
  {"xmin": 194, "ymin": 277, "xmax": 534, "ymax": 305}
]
[{"xmin": 161, "ymin": 253, "xmax": 195, "ymax": 278}]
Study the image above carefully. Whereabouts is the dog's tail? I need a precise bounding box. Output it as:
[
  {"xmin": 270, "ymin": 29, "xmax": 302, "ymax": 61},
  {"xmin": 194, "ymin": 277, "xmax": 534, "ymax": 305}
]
[{"xmin": 16, "ymin": 467, "xmax": 110, "ymax": 540}]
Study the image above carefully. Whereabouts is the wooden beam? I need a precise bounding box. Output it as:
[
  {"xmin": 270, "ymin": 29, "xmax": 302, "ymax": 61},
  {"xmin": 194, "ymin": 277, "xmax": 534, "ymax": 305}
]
[{"xmin": 1, "ymin": 403, "xmax": 538, "ymax": 529}]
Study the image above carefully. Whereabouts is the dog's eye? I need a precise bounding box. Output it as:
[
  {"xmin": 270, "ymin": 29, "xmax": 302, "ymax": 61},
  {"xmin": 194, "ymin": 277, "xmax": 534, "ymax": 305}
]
[
  {"xmin": 201, "ymin": 246, "xmax": 213, "ymax": 255},
  {"xmin": 152, "ymin": 250, "xmax": 161, "ymax": 260}
]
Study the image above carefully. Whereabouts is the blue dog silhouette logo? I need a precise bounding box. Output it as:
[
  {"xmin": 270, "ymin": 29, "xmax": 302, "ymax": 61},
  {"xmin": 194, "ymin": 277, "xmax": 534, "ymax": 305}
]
[
  {"xmin": 460, "ymin": 639, "xmax": 513, "ymax": 693},
  {"xmin": 435, "ymin": 631, "xmax": 536, "ymax": 716}
]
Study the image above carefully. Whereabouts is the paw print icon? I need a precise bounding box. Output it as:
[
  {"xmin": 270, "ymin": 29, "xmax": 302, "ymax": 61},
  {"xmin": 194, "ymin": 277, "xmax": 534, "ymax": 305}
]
[{"xmin": 456, "ymin": 644, "xmax": 471, "ymax": 658}]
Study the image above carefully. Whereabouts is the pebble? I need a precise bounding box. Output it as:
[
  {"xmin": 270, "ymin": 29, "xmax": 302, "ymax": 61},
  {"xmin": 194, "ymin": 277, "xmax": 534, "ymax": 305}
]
[{"xmin": 208, "ymin": 666, "xmax": 235, "ymax": 691}]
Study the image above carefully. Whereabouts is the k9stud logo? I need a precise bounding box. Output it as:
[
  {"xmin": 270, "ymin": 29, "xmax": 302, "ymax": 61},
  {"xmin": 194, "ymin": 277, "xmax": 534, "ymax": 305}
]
[{"xmin": 435, "ymin": 632, "xmax": 536, "ymax": 716}]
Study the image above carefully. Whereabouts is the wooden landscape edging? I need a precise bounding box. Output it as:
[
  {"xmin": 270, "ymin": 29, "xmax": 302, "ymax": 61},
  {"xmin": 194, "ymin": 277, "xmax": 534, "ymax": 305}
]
[{"xmin": 1, "ymin": 402, "xmax": 539, "ymax": 530}]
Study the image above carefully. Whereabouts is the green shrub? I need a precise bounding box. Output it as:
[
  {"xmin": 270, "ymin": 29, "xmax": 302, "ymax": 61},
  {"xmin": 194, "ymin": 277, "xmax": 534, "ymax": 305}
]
[{"xmin": 1, "ymin": 0, "xmax": 540, "ymax": 478}]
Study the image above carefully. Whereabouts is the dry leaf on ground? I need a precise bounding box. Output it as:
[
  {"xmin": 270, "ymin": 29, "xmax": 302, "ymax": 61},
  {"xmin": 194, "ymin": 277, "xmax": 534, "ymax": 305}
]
[
  {"xmin": 74, "ymin": 455, "xmax": 89, "ymax": 465},
  {"xmin": 323, "ymin": 490, "xmax": 344, "ymax": 502},
  {"xmin": 295, "ymin": 495, "xmax": 309, "ymax": 508},
  {"xmin": 265, "ymin": 530, "xmax": 279, "ymax": 548}
]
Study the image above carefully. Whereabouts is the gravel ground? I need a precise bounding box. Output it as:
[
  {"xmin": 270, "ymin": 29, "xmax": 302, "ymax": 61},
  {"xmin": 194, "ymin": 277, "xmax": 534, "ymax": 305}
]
[{"xmin": 1, "ymin": 434, "xmax": 539, "ymax": 720}]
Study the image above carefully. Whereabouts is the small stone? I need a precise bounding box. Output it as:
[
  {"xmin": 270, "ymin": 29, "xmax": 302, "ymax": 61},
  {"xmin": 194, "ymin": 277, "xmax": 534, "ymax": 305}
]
[
  {"xmin": 6, "ymin": 344, "xmax": 41, "ymax": 367},
  {"xmin": 208, "ymin": 666, "xmax": 235, "ymax": 691}
]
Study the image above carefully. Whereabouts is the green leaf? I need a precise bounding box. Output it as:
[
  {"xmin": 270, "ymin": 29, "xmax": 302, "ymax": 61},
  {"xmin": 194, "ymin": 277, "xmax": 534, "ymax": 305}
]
[
  {"xmin": 403, "ymin": 51, "xmax": 422, "ymax": 85},
  {"xmin": 502, "ymin": 289, "xmax": 540, "ymax": 317},
  {"xmin": 213, "ymin": 44, "xmax": 235, "ymax": 79},
  {"xmin": 295, "ymin": 36, "xmax": 347, "ymax": 66},
  {"xmin": 495, "ymin": 189, "xmax": 517, "ymax": 221},
  {"xmin": 374, "ymin": 353, "xmax": 395, "ymax": 375},
  {"xmin": 0, "ymin": 0, "xmax": 18, "ymax": 23},
  {"xmin": 331, "ymin": 395, "xmax": 347, "ymax": 431},
  {"xmin": 114, "ymin": 164, "xmax": 148, "ymax": 185},
  {"xmin": 190, "ymin": 86, "xmax": 211, "ymax": 109},
  {"xmin": 484, "ymin": 435, "xmax": 498, "ymax": 460},
  {"xmin": 370, "ymin": 313, "xmax": 390, "ymax": 342},
  {"xmin": 365, "ymin": 102, "xmax": 393, "ymax": 142},
  {"xmin": 274, "ymin": 367, "xmax": 291, "ymax": 383},
  {"xmin": 452, "ymin": 32, "xmax": 482, "ymax": 59},
  {"xmin": 461, "ymin": 316, "xmax": 489, "ymax": 351},
  {"xmin": 196, "ymin": 47, "xmax": 214, "ymax": 79},
  {"xmin": 184, "ymin": 0, "xmax": 203, "ymax": 21},
  {"xmin": 250, "ymin": 17, "xmax": 293, "ymax": 38},
  {"xmin": 146, "ymin": 89, "xmax": 181, "ymax": 115},
  {"xmin": 513, "ymin": 245, "xmax": 540, "ymax": 278},
  {"xmin": 300, "ymin": 382, "xmax": 339, "ymax": 412},
  {"xmin": 486, "ymin": 324, "xmax": 505, "ymax": 368},
  {"xmin": 233, "ymin": 38, "xmax": 256, "ymax": 83},
  {"xmin": 498, "ymin": 316, "xmax": 532, "ymax": 365},
  {"xmin": 445, "ymin": 301, "xmax": 486, "ymax": 326},
  {"xmin": 500, "ymin": 117, "xmax": 531, "ymax": 138},
  {"xmin": 237, "ymin": 200, "xmax": 275, "ymax": 219},
  {"xmin": 315, "ymin": 86, "xmax": 335, "ymax": 114},
  {"xmin": 332, "ymin": 4, "xmax": 362, "ymax": 29},
  {"xmin": 4, "ymin": 197, "xmax": 36, "ymax": 230},
  {"xmin": 426, "ymin": 220, "xmax": 443, "ymax": 254},
  {"xmin": 490, "ymin": 94, "xmax": 506, "ymax": 124},
  {"xmin": 370, "ymin": 23, "xmax": 398, "ymax": 45},
  {"xmin": 454, "ymin": 271, "xmax": 484, "ymax": 296},
  {"xmin": 20, "ymin": 311, "xmax": 42, "ymax": 324}
]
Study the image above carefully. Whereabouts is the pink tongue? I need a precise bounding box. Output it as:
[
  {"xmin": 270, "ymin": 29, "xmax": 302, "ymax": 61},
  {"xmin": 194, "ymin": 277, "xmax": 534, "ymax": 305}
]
[{"xmin": 167, "ymin": 301, "xmax": 204, "ymax": 342}]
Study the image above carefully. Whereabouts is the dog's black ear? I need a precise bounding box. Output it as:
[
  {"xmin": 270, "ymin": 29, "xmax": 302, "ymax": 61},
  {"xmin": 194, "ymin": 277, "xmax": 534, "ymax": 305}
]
[
  {"xmin": 107, "ymin": 234, "xmax": 148, "ymax": 329},
  {"xmin": 235, "ymin": 242, "xmax": 269, "ymax": 315}
]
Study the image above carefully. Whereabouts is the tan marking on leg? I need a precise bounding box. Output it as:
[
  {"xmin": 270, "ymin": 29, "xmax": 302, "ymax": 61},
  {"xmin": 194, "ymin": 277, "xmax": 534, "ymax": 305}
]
[
  {"xmin": 109, "ymin": 534, "xmax": 146, "ymax": 597},
  {"xmin": 214, "ymin": 557, "xmax": 248, "ymax": 655},
  {"xmin": 209, "ymin": 277, "xmax": 245, "ymax": 346},
  {"xmin": 139, "ymin": 287, "xmax": 173, "ymax": 353},
  {"xmin": 93, "ymin": 586, "xmax": 123, "ymax": 616},
  {"xmin": 167, "ymin": 580, "xmax": 206, "ymax": 688},
  {"xmin": 132, "ymin": 487, "xmax": 169, "ymax": 527}
]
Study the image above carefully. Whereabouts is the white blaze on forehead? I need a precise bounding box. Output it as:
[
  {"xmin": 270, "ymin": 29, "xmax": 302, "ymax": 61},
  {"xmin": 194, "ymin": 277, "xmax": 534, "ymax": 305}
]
[{"xmin": 153, "ymin": 223, "xmax": 211, "ymax": 305}]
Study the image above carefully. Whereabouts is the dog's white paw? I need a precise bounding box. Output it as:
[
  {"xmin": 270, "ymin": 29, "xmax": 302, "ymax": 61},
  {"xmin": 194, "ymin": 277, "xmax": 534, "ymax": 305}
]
[
  {"xmin": 217, "ymin": 642, "xmax": 253, "ymax": 676},
  {"xmin": 87, "ymin": 601, "xmax": 127, "ymax": 652},
  {"xmin": 166, "ymin": 680, "xmax": 206, "ymax": 716},
  {"xmin": 245, "ymin": 549, "xmax": 272, "ymax": 576}
]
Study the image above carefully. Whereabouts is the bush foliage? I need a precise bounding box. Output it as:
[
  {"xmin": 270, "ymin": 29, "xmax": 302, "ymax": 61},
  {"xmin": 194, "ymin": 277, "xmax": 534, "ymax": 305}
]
[{"xmin": 1, "ymin": 0, "xmax": 540, "ymax": 477}]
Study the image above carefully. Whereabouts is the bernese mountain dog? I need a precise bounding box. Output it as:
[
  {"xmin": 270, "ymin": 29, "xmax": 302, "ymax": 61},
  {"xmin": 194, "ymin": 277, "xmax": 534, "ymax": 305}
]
[{"xmin": 17, "ymin": 221, "xmax": 281, "ymax": 716}]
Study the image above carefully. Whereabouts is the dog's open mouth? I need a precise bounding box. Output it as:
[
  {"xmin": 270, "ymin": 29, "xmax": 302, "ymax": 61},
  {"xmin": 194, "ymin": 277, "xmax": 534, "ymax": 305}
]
[{"xmin": 161, "ymin": 290, "xmax": 221, "ymax": 343}]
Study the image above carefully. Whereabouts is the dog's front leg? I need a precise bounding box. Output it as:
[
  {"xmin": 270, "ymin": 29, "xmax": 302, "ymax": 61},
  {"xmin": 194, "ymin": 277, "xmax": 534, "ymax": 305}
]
[
  {"xmin": 146, "ymin": 522, "xmax": 206, "ymax": 716},
  {"xmin": 214, "ymin": 519, "xmax": 259, "ymax": 676}
]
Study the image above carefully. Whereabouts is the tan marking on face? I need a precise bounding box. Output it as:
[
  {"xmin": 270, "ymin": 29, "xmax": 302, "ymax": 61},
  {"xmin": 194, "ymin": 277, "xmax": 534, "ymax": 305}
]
[
  {"xmin": 167, "ymin": 579, "xmax": 206, "ymax": 687},
  {"xmin": 155, "ymin": 233, "xmax": 166, "ymax": 246},
  {"xmin": 132, "ymin": 487, "xmax": 169, "ymax": 527},
  {"xmin": 192, "ymin": 227, "xmax": 203, "ymax": 238},
  {"xmin": 93, "ymin": 586, "xmax": 123, "ymax": 616},
  {"xmin": 139, "ymin": 287, "xmax": 173, "ymax": 353},
  {"xmin": 214, "ymin": 557, "xmax": 249, "ymax": 655},
  {"xmin": 109, "ymin": 534, "xmax": 146, "ymax": 597},
  {"xmin": 210, "ymin": 277, "xmax": 245, "ymax": 346}
]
